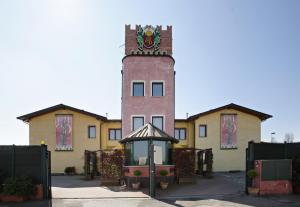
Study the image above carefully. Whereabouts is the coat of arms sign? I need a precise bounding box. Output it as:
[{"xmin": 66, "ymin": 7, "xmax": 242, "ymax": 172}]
[{"xmin": 137, "ymin": 25, "xmax": 160, "ymax": 51}]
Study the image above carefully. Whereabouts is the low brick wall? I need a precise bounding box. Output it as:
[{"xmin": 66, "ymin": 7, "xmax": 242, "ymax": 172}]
[
  {"xmin": 125, "ymin": 176, "xmax": 175, "ymax": 188},
  {"xmin": 254, "ymin": 160, "xmax": 293, "ymax": 195},
  {"xmin": 123, "ymin": 165, "xmax": 175, "ymax": 188},
  {"xmin": 258, "ymin": 180, "xmax": 293, "ymax": 195},
  {"xmin": 123, "ymin": 165, "xmax": 175, "ymax": 177}
]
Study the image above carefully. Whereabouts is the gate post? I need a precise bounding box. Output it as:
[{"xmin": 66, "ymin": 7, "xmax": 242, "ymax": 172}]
[
  {"xmin": 41, "ymin": 144, "xmax": 48, "ymax": 199},
  {"xmin": 11, "ymin": 145, "xmax": 16, "ymax": 179},
  {"xmin": 149, "ymin": 143, "xmax": 156, "ymax": 198}
]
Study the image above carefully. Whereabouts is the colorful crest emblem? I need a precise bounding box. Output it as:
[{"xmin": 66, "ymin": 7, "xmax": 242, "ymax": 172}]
[{"xmin": 137, "ymin": 25, "xmax": 160, "ymax": 51}]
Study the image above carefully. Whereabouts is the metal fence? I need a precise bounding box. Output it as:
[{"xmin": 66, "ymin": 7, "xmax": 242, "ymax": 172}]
[
  {"xmin": 245, "ymin": 141, "xmax": 300, "ymax": 193},
  {"xmin": 0, "ymin": 145, "xmax": 51, "ymax": 199}
]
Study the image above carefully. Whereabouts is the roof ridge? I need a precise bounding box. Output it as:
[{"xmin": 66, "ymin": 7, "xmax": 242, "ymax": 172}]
[
  {"xmin": 17, "ymin": 104, "xmax": 107, "ymax": 122},
  {"xmin": 188, "ymin": 103, "xmax": 272, "ymax": 121}
]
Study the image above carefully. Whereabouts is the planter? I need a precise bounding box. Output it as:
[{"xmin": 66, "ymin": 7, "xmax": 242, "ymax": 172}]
[
  {"xmin": 248, "ymin": 187, "xmax": 259, "ymax": 195},
  {"xmin": 33, "ymin": 184, "xmax": 43, "ymax": 200},
  {"xmin": 1, "ymin": 194, "xmax": 29, "ymax": 202},
  {"xmin": 132, "ymin": 182, "xmax": 141, "ymax": 190},
  {"xmin": 160, "ymin": 181, "xmax": 169, "ymax": 190}
]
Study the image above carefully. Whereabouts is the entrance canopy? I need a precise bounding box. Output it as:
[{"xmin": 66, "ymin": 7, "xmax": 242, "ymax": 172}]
[
  {"xmin": 119, "ymin": 123, "xmax": 179, "ymax": 144},
  {"xmin": 120, "ymin": 123, "xmax": 178, "ymax": 166}
]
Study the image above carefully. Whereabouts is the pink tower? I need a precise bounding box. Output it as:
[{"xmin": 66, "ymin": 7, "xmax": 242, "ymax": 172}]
[{"xmin": 121, "ymin": 25, "xmax": 175, "ymax": 137}]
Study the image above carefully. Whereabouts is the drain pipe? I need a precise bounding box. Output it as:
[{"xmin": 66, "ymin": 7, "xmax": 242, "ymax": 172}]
[{"xmin": 99, "ymin": 121, "xmax": 104, "ymax": 150}]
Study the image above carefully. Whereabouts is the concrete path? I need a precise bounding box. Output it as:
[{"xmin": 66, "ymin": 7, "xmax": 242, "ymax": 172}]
[
  {"xmin": 51, "ymin": 175, "xmax": 149, "ymax": 199},
  {"xmin": 52, "ymin": 186, "xmax": 149, "ymax": 199}
]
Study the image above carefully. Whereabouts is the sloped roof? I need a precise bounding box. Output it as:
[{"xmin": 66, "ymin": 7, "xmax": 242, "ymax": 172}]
[
  {"xmin": 119, "ymin": 123, "xmax": 179, "ymax": 144},
  {"xmin": 17, "ymin": 104, "xmax": 107, "ymax": 122},
  {"xmin": 188, "ymin": 103, "xmax": 272, "ymax": 121}
]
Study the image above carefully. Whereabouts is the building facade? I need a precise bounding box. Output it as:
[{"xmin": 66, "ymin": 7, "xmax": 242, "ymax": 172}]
[
  {"xmin": 122, "ymin": 25, "xmax": 175, "ymax": 138},
  {"xmin": 17, "ymin": 25, "xmax": 272, "ymax": 174}
]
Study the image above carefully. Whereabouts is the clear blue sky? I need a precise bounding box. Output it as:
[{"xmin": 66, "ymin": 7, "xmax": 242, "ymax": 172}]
[{"xmin": 0, "ymin": 0, "xmax": 299, "ymax": 145}]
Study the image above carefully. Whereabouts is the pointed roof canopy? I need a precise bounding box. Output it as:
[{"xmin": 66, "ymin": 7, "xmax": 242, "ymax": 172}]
[{"xmin": 119, "ymin": 123, "xmax": 179, "ymax": 144}]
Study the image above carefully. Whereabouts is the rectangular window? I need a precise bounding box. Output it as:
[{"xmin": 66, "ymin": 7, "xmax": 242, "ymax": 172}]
[
  {"xmin": 199, "ymin": 125, "xmax": 207, "ymax": 137},
  {"xmin": 152, "ymin": 82, "xmax": 163, "ymax": 96},
  {"xmin": 174, "ymin": 128, "xmax": 186, "ymax": 140},
  {"xmin": 132, "ymin": 82, "xmax": 144, "ymax": 96},
  {"xmin": 152, "ymin": 116, "xmax": 164, "ymax": 131},
  {"xmin": 132, "ymin": 116, "xmax": 144, "ymax": 131},
  {"xmin": 88, "ymin": 126, "xmax": 96, "ymax": 139},
  {"xmin": 109, "ymin": 129, "xmax": 121, "ymax": 140}
]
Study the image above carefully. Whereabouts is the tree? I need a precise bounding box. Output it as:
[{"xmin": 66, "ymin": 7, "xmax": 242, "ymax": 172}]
[{"xmin": 284, "ymin": 133, "xmax": 294, "ymax": 143}]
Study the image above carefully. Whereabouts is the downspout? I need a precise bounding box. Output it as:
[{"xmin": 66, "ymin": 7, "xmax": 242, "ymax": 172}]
[
  {"xmin": 173, "ymin": 70, "xmax": 176, "ymax": 149},
  {"xmin": 193, "ymin": 120, "xmax": 196, "ymax": 148},
  {"xmin": 99, "ymin": 120, "xmax": 103, "ymax": 150}
]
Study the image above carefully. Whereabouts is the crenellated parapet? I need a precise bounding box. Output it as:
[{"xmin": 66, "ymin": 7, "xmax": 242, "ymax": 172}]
[{"xmin": 125, "ymin": 24, "xmax": 172, "ymax": 56}]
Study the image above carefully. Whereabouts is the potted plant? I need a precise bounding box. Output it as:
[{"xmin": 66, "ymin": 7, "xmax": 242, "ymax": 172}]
[
  {"xmin": 1, "ymin": 176, "xmax": 36, "ymax": 202},
  {"xmin": 159, "ymin": 170, "xmax": 169, "ymax": 189},
  {"xmin": 247, "ymin": 169, "xmax": 259, "ymax": 195},
  {"xmin": 132, "ymin": 170, "xmax": 142, "ymax": 190},
  {"xmin": 64, "ymin": 166, "xmax": 76, "ymax": 175}
]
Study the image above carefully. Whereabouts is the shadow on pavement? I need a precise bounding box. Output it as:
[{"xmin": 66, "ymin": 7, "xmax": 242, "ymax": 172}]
[
  {"xmin": 0, "ymin": 200, "xmax": 51, "ymax": 207},
  {"xmin": 51, "ymin": 175, "xmax": 100, "ymax": 188}
]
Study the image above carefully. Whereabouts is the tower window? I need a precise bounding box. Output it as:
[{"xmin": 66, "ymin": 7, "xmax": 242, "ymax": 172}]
[
  {"xmin": 152, "ymin": 116, "xmax": 164, "ymax": 130},
  {"xmin": 132, "ymin": 82, "xmax": 144, "ymax": 96},
  {"xmin": 132, "ymin": 116, "xmax": 144, "ymax": 131},
  {"xmin": 152, "ymin": 82, "xmax": 164, "ymax": 96}
]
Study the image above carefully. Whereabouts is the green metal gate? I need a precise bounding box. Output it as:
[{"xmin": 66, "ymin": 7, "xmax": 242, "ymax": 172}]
[{"xmin": 0, "ymin": 145, "xmax": 51, "ymax": 199}]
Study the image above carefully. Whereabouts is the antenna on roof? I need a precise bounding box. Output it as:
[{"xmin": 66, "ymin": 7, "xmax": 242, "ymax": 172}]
[
  {"xmin": 106, "ymin": 113, "xmax": 108, "ymax": 118},
  {"xmin": 186, "ymin": 113, "xmax": 189, "ymax": 119}
]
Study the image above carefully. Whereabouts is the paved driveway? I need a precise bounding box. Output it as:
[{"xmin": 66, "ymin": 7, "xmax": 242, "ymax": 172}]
[
  {"xmin": 51, "ymin": 173, "xmax": 244, "ymax": 199},
  {"xmin": 2, "ymin": 196, "xmax": 300, "ymax": 207},
  {"xmin": 1, "ymin": 173, "xmax": 300, "ymax": 207},
  {"xmin": 156, "ymin": 172, "xmax": 244, "ymax": 199}
]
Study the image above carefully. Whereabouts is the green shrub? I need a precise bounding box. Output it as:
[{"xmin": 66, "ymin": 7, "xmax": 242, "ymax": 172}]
[
  {"xmin": 159, "ymin": 170, "xmax": 168, "ymax": 177},
  {"xmin": 133, "ymin": 170, "xmax": 142, "ymax": 183},
  {"xmin": 133, "ymin": 170, "xmax": 142, "ymax": 177},
  {"xmin": 64, "ymin": 166, "xmax": 76, "ymax": 174},
  {"xmin": 3, "ymin": 176, "xmax": 36, "ymax": 196},
  {"xmin": 247, "ymin": 169, "xmax": 258, "ymax": 179}
]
